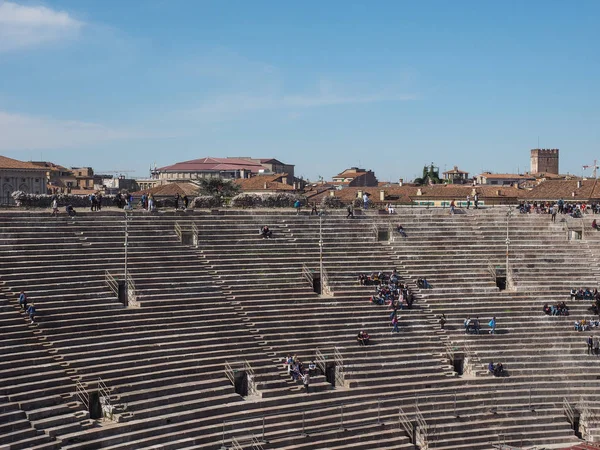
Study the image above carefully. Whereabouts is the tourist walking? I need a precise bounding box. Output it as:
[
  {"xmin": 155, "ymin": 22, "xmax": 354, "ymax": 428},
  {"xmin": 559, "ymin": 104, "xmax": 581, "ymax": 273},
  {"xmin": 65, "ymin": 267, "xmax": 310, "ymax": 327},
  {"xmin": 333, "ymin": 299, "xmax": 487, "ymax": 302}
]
[
  {"xmin": 587, "ymin": 335, "xmax": 594, "ymax": 355},
  {"xmin": 302, "ymin": 371, "xmax": 310, "ymax": 394},
  {"xmin": 27, "ymin": 303, "xmax": 36, "ymax": 324},
  {"xmin": 51, "ymin": 197, "xmax": 59, "ymax": 217},
  {"xmin": 392, "ymin": 315, "xmax": 399, "ymax": 333},
  {"xmin": 488, "ymin": 316, "xmax": 497, "ymax": 334},
  {"xmin": 347, "ymin": 204, "xmax": 354, "ymax": 219},
  {"xmin": 18, "ymin": 290, "xmax": 28, "ymax": 311}
]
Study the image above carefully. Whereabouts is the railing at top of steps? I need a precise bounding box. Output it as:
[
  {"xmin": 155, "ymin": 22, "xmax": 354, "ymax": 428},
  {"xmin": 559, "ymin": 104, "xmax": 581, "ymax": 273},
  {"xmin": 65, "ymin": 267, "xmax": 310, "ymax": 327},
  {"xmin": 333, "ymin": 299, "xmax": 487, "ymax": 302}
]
[{"xmin": 104, "ymin": 270, "xmax": 118, "ymax": 296}]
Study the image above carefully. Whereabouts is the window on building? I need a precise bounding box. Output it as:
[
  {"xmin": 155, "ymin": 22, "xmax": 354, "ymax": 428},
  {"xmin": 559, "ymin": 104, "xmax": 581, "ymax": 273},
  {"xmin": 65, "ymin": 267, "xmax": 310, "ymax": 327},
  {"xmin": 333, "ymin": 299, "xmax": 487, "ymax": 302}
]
[{"xmin": 490, "ymin": 181, "xmax": 498, "ymax": 185}]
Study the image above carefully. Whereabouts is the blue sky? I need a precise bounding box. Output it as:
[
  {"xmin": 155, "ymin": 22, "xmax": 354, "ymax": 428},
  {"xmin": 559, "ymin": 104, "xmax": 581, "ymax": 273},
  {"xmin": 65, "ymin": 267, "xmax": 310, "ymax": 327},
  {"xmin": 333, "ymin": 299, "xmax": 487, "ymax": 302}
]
[{"xmin": 0, "ymin": 0, "xmax": 598, "ymax": 181}]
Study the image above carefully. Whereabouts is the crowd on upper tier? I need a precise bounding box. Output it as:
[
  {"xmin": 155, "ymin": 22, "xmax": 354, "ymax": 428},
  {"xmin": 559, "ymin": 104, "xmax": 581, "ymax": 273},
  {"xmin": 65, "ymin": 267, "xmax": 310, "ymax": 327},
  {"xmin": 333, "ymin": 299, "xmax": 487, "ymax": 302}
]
[{"xmin": 519, "ymin": 200, "xmax": 600, "ymax": 216}]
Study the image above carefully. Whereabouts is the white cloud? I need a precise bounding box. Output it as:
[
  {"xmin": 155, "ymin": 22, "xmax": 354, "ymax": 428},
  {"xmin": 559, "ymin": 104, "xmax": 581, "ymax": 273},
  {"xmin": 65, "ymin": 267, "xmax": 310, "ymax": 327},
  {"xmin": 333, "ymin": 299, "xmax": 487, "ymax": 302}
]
[
  {"xmin": 0, "ymin": 1, "xmax": 83, "ymax": 52},
  {"xmin": 0, "ymin": 110, "xmax": 143, "ymax": 150}
]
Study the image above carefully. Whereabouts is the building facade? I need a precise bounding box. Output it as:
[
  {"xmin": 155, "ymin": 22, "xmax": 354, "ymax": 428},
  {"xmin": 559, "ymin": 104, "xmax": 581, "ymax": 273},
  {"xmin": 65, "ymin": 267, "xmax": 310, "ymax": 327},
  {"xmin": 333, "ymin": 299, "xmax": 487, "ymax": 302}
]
[
  {"xmin": 442, "ymin": 166, "xmax": 470, "ymax": 184},
  {"xmin": 531, "ymin": 148, "xmax": 559, "ymax": 175},
  {"xmin": 0, "ymin": 156, "xmax": 48, "ymax": 204},
  {"xmin": 332, "ymin": 167, "xmax": 379, "ymax": 187},
  {"xmin": 153, "ymin": 157, "xmax": 295, "ymax": 183}
]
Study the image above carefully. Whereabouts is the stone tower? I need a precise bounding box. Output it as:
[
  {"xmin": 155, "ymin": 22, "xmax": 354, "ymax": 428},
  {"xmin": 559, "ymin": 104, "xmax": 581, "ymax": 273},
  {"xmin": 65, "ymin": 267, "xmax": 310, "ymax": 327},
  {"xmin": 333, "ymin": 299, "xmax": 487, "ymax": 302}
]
[{"xmin": 530, "ymin": 149, "xmax": 559, "ymax": 174}]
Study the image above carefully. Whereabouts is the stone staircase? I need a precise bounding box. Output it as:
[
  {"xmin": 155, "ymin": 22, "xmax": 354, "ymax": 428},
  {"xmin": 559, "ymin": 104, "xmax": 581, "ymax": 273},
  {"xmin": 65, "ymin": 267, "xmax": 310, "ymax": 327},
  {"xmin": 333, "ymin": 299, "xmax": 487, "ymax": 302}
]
[{"xmin": 0, "ymin": 207, "xmax": 595, "ymax": 449}]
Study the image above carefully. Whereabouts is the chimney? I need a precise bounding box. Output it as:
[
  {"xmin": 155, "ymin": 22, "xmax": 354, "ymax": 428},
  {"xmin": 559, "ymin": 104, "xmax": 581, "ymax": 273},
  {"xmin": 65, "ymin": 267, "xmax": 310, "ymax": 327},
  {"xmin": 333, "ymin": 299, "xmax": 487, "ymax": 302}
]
[
  {"xmin": 398, "ymin": 179, "xmax": 403, "ymax": 186},
  {"xmin": 417, "ymin": 188, "xmax": 422, "ymax": 196},
  {"xmin": 263, "ymin": 182, "xmax": 267, "ymax": 189},
  {"xmin": 496, "ymin": 190, "xmax": 501, "ymax": 196},
  {"xmin": 357, "ymin": 190, "xmax": 363, "ymax": 199},
  {"xmin": 572, "ymin": 191, "xmax": 576, "ymax": 197},
  {"xmin": 577, "ymin": 180, "xmax": 582, "ymax": 188},
  {"xmin": 380, "ymin": 190, "xmax": 385, "ymax": 202},
  {"xmin": 282, "ymin": 176, "xmax": 288, "ymax": 185},
  {"xmin": 471, "ymin": 188, "xmax": 477, "ymax": 196},
  {"xmin": 329, "ymin": 191, "xmax": 335, "ymax": 197},
  {"xmin": 293, "ymin": 181, "xmax": 297, "ymax": 190},
  {"xmin": 513, "ymin": 182, "xmax": 519, "ymax": 189}
]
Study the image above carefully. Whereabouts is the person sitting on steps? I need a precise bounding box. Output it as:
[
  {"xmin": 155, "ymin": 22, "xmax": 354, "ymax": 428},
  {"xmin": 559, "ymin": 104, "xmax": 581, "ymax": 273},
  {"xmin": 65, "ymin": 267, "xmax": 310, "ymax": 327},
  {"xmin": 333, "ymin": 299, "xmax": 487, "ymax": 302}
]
[
  {"xmin": 417, "ymin": 277, "xmax": 431, "ymax": 289},
  {"xmin": 396, "ymin": 225, "xmax": 408, "ymax": 238},
  {"xmin": 260, "ymin": 225, "xmax": 273, "ymax": 238},
  {"xmin": 493, "ymin": 362, "xmax": 505, "ymax": 377},
  {"xmin": 357, "ymin": 330, "xmax": 370, "ymax": 346}
]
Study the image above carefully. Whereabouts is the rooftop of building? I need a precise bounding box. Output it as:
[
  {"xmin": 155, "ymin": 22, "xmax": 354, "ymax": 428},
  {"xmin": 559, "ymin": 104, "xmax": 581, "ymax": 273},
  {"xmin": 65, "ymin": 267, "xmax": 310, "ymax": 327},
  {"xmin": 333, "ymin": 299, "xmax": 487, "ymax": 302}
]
[
  {"xmin": 0, "ymin": 155, "xmax": 49, "ymax": 171},
  {"xmin": 131, "ymin": 182, "xmax": 200, "ymax": 197},
  {"xmin": 234, "ymin": 173, "xmax": 295, "ymax": 191},
  {"xmin": 157, "ymin": 157, "xmax": 266, "ymax": 173}
]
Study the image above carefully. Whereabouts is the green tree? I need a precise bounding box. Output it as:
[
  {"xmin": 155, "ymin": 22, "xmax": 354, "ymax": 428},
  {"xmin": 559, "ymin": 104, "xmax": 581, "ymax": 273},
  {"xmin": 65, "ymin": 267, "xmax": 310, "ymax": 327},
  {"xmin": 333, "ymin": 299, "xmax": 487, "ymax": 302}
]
[{"xmin": 198, "ymin": 178, "xmax": 241, "ymax": 197}]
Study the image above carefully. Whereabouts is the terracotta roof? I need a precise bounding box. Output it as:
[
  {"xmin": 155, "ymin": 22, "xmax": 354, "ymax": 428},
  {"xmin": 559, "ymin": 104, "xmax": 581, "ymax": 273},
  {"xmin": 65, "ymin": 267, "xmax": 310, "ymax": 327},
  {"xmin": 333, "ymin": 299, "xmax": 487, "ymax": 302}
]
[
  {"xmin": 308, "ymin": 186, "xmax": 419, "ymax": 205},
  {"xmin": 0, "ymin": 155, "xmax": 47, "ymax": 171},
  {"xmin": 157, "ymin": 157, "xmax": 265, "ymax": 173},
  {"xmin": 30, "ymin": 161, "xmax": 70, "ymax": 172},
  {"xmin": 477, "ymin": 173, "xmax": 535, "ymax": 180},
  {"xmin": 521, "ymin": 179, "xmax": 598, "ymax": 200},
  {"xmin": 412, "ymin": 184, "xmax": 521, "ymax": 199},
  {"xmin": 333, "ymin": 168, "xmax": 369, "ymax": 178},
  {"xmin": 131, "ymin": 182, "xmax": 200, "ymax": 197},
  {"xmin": 235, "ymin": 174, "xmax": 295, "ymax": 191},
  {"xmin": 443, "ymin": 167, "xmax": 469, "ymax": 175},
  {"xmin": 258, "ymin": 158, "xmax": 286, "ymax": 165}
]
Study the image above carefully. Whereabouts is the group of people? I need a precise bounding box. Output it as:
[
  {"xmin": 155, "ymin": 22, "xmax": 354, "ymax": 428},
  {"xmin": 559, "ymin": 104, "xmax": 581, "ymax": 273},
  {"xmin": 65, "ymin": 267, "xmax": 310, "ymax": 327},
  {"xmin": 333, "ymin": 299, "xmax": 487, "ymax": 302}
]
[
  {"xmin": 50, "ymin": 196, "xmax": 77, "ymax": 218},
  {"xmin": 174, "ymin": 193, "xmax": 190, "ymax": 211},
  {"xmin": 357, "ymin": 330, "xmax": 370, "ymax": 345},
  {"xmin": 465, "ymin": 194, "xmax": 480, "ymax": 210},
  {"xmin": 89, "ymin": 193, "xmax": 104, "ymax": 211},
  {"xmin": 358, "ymin": 271, "xmax": 392, "ymax": 286},
  {"xmin": 519, "ymin": 199, "xmax": 599, "ymax": 217},
  {"xmin": 285, "ymin": 354, "xmax": 313, "ymax": 393},
  {"xmin": 586, "ymin": 336, "xmax": 600, "ymax": 355},
  {"xmin": 542, "ymin": 301, "xmax": 569, "ymax": 316},
  {"xmin": 574, "ymin": 319, "xmax": 596, "ymax": 332},
  {"xmin": 362, "ymin": 269, "xmax": 415, "ymax": 334},
  {"xmin": 18, "ymin": 291, "xmax": 36, "ymax": 324},
  {"xmin": 464, "ymin": 316, "xmax": 497, "ymax": 334},
  {"xmin": 571, "ymin": 287, "xmax": 600, "ymax": 301},
  {"xmin": 139, "ymin": 193, "xmax": 157, "ymax": 212}
]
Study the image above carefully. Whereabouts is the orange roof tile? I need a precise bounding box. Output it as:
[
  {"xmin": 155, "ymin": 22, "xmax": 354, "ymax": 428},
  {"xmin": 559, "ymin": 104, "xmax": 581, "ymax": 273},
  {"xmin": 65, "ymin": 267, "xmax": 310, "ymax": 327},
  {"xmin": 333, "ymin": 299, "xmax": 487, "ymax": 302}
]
[
  {"xmin": 0, "ymin": 155, "xmax": 47, "ymax": 171},
  {"xmin": 235, "ymin": 174, "xmax": 295, "ymax": 191},
  {"xmin": 521, "ymin": 179, "xmax": 598, "ymax": 200},
  {"xmin": 477, "ymin": 173, "xmax": 535, "ymax": 180},
  {"xmin": 131, "ymin": 182, "xmax": 200, "ymax": 197}
]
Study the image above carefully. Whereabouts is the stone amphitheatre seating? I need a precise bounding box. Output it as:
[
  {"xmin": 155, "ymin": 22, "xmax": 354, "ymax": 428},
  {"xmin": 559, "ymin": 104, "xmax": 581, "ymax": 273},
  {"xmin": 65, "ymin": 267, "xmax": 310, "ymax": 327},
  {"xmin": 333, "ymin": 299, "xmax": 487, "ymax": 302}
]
[{"xmin": 0, "ymin": 206, "xmax": 596, "ymax": 449}]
